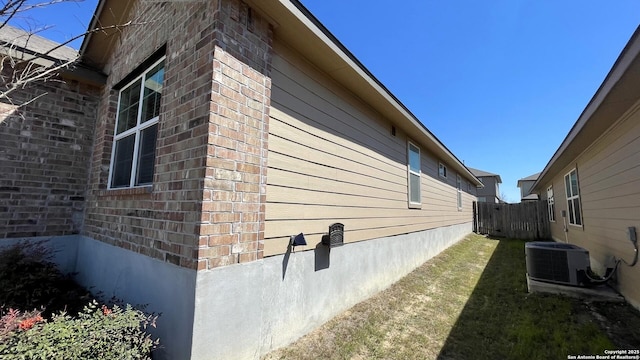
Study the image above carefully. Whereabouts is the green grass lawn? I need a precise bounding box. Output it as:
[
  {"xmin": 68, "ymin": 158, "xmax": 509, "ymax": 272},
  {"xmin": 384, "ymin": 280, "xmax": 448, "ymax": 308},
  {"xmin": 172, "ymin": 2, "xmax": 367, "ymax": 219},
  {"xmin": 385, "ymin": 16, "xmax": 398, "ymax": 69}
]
[{"xmin": 264, "ymin": 234, "xmax": 640, "ymax": 360}]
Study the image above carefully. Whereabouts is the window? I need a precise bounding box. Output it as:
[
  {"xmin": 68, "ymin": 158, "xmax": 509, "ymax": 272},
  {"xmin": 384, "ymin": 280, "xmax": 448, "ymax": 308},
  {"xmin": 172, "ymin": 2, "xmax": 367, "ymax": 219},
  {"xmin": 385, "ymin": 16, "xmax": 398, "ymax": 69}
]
[
  {"xmin": 477, "ymin": 197, "xmax": 486, "ymax": 203},
  {"xmin": 547, "ymin": 185, "xmax": 555, "ymax": 222},
  {"xmin": 438, "ymin": 162, "xmax": 447, "ymax": 178},
  {"xmin": 407, "ymin": 142, "xmax": 421, "ymax": 207},
  {"xmin": 564, "ymin": 169, "xmax": 582, "ymax": 226},
  {"xmin": 109, "ymin": 58, "xmax": 165, "ymax": 189},
  {"xmin": 456, "ymin": 175, "xmax": 462, "ymax": 210}
]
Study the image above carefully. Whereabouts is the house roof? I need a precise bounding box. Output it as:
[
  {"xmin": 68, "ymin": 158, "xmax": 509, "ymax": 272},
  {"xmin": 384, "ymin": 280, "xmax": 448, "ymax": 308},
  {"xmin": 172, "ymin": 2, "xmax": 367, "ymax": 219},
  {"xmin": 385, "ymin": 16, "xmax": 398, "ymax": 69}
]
[
  {"xmin": 517, "ymin": 172, "xmax": 540, "ymax": 187},
  {"xmin": 532, "ymin": 25, "xmax": 640, "ymax": 193},
  {"xmin": 0, "ymin": 24, "xmax": 77, "ymax": 65},
  {"xmin": 0, "ymin": 25, "xmax": 106, "ymax": 86},
  {"xmin": 79, "ymin": 0, "xmax": 483, "ymax": 187},
  {"xmin": 467, "ymin": 167, "xmax": 502, "ymax": 184},
  {"xmin": 521, "ymin": 193, "xmax": 539, "ymax": 201}
]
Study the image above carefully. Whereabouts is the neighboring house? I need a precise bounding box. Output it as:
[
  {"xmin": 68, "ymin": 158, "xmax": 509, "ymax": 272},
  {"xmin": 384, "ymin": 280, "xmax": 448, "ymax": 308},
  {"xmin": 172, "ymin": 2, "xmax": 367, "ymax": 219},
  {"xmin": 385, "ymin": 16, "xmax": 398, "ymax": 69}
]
[
  {"xmin": 0, "ymin": 1, "xmax": 482, "ymax": 359},
  {"xmin": 517, "ymin": 172, "xmax": 540, "ymax": 201},
  {"xmin": 468, "ymin": 167, "xmax": 502, "ymax": 203},
  {"xmin": 531, "ymin": 26, "xmax": 640, "ymax": 310}
]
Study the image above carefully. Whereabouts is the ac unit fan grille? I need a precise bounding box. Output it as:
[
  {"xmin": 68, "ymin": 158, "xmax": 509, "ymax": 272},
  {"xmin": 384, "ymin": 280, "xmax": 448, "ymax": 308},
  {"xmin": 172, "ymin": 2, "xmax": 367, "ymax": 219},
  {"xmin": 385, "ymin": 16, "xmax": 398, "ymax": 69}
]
[{"xmin": 527, "ymin": 247, "xmax": 570, "ymax": 283}]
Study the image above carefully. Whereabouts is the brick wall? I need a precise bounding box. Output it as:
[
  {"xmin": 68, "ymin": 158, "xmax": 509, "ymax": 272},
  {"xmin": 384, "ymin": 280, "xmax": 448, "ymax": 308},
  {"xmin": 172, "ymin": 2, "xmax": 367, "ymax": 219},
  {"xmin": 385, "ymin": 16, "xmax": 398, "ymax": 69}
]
[
  {"xmin": 198, "ymin": 0, "xmax": 273, "ymax": 269},
  {"xmin": 0, "ymin": 79, "xmax": 99, "ymax": 238},
  {"xmin": 84, "ymin": 0, "xmax": 273, "ymax": 270}
]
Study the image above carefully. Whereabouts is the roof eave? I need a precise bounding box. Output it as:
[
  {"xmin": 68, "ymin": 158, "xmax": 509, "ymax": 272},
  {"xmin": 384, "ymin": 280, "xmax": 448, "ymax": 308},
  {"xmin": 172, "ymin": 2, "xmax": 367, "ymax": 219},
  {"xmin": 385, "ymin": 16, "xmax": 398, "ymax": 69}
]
[
  {"xmin": 251, "ymin": 0, "xmax": 482, "ymax": 186},
  {"xmin": 532, "ymin": 25, "xmax": 640, "ymax": 193}
]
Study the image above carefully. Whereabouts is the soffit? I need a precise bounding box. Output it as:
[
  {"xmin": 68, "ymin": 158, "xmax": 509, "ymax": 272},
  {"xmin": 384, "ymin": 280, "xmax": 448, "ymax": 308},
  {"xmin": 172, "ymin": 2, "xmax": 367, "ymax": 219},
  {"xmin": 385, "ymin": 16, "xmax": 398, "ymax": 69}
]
[{"xmin": 79, "ymin": 0, "xmax": 134, "ymax": 71}]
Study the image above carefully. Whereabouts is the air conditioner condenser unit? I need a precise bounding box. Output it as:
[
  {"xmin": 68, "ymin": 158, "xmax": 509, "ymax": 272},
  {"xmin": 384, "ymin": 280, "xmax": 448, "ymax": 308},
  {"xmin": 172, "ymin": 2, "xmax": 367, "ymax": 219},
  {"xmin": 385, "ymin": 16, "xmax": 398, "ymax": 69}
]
[{"xmin": 525, "ymin": 242, "xmax": 592, "ymax": 287}]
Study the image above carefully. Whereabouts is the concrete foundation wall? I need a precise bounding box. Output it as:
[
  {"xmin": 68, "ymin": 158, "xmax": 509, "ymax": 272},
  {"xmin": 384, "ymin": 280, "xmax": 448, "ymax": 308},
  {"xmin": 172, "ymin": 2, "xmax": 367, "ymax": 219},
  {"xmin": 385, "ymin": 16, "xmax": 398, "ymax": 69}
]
[
  {"xmin": 4, "ymin": 222, "xmax": 470, "ymax": 359},
  {"xmin": 191, "ymin": 222, "xmax": 472, "ymax": 359},
  {"xmin": 73, "ymin": 236, "xmax": 198, "ymax": 360}
]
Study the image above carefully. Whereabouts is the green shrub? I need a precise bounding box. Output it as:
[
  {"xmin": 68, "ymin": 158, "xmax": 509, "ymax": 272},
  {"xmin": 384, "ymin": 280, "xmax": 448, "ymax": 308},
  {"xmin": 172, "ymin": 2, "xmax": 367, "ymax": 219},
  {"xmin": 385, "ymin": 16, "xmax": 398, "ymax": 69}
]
[
  {"xmin": 0, "ymin": 242, "xmax": 160, "ymax": 359},
  {"xmin": 0, "ymin": 301, "xmax": 159, "ymax": 359}
]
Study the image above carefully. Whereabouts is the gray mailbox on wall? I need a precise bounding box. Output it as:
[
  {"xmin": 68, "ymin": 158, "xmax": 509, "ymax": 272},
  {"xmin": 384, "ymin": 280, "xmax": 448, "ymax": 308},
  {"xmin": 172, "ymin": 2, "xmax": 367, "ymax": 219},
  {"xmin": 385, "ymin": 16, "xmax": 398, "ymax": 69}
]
[{"xmin": 322, "ymin": 223, "xmax": 344, "ymax": 248}]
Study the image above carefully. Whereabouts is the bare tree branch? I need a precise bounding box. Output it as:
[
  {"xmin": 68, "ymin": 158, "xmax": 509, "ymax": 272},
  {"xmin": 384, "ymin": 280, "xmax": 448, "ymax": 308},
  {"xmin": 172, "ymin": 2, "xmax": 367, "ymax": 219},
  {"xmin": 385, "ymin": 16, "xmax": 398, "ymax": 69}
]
[{"xmin": 0, "ymin": 0, "xmax": 149, "ymax": 117}]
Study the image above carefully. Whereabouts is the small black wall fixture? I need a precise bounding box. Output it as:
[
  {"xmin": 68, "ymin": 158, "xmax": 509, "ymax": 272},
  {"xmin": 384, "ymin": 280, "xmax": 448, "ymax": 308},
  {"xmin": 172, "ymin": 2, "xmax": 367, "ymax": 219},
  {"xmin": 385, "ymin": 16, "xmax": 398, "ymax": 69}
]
[
  {"xmin": 321, "ymin": 223, "xmax": 344, "ymax": 248},
  {"xmin": 290, "ymin": 233, "xmax": 307, "ymax": 247}
]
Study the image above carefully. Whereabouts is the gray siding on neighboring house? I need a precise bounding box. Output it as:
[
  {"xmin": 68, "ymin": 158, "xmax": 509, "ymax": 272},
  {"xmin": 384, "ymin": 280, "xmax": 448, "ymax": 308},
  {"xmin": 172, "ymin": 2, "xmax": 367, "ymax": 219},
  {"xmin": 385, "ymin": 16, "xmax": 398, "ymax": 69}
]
[
  {"xmin": 519, "ymin": 180, "xmax": 535, "ymax": 199},
  {"xmin": 476, "ymin": 176, "xmax": 500, "ymax": 203}
]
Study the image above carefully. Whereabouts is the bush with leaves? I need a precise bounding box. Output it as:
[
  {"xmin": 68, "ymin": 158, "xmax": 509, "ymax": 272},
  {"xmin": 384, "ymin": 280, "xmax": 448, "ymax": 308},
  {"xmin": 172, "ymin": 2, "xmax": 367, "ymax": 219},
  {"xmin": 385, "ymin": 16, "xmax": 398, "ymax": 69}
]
[
  {"xmin": 0, "ymin": 242, "xmax": 160, "ymax": 358},
  {"xmin": 0, "ymin": 301, "xmax": 158, "ymax": 359}
]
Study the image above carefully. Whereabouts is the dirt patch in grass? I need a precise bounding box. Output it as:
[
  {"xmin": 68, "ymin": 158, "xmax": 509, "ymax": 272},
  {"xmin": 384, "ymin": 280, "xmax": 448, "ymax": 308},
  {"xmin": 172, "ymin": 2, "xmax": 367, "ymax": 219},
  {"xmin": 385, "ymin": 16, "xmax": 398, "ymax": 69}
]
[{"xmin": 263, "ymin": 234, "xmax": 640, "ymax": 360}]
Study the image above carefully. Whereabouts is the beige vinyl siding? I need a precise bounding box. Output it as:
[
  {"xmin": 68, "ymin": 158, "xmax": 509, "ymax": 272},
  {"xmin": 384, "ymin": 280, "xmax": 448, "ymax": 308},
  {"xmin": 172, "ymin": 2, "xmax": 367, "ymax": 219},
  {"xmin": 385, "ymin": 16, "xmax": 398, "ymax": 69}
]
[
  {"xmin": 545, "ymin": 99, "xmax": 640, "ymax": 307},
  {"xmin": 264, "ymin": 40, "xmax": 474, "ymax": 256}
]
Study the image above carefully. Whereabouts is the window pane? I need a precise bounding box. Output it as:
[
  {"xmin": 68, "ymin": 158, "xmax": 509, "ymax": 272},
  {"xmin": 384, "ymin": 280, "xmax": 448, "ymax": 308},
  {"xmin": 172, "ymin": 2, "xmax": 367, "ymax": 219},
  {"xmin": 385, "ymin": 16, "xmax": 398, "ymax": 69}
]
[
  {"xmin": 565, "ymin": 174, "xmax": 571, "ymax": 197},
  {"xmin": 457, "ymin": 191, "xmax": 462, "ymax": 208},
  {"xmin": 141, "ymin": 62, "xmax": 165, "ymax": 123},
  {"xmin": 570, "ymin": 171, "xmax": 579, "ymax": 196},
  {"xmin": 409, "ymin": 173, "xmax": 420, "ymax": 203},
  {"xmin": 136, "ymin": 124, "xmax": 159, "ymax": 185},
  {"xmin": 408, "ymin": 144, "xmax": 420, "ymax": 172},
  {"xmin": 111, "ymin": 135, "xmax": 135, "ymax": 188},
  {"xmin": 439, "ymin": 164, "xmax": 446, "ymax": 177},
  {"xmin": 573, "ymin": 199, "xmax": 582, "ymax": 225},
  {"xmin": 117, "ymin": 79, "xmax": 142, "ymax": 134},
  {"xmin": 567, "ymin": 200, "xmax": 575, "ymax": 224}
]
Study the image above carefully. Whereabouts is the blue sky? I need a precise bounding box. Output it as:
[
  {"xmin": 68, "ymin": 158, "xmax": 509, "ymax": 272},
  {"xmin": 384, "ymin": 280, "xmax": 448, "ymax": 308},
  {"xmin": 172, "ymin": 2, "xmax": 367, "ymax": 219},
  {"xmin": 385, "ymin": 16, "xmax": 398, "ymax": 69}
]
[{"xmin": 15, "ymin": 0, "xmax": 640, "ymax": 202}]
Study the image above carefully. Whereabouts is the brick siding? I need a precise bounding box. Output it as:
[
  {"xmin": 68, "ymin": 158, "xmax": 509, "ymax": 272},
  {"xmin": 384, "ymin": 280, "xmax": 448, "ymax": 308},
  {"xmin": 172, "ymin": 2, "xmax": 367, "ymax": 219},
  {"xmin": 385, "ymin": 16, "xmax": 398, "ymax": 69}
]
[
  {"xmin": 0, "ymin": 79, "xmax": 99, "ymax": 238},
  {"xmin": 198, "ymin": 0, "xmax": 273, "ymax": 269},
  {"xmin": 84, "ymin": 0, "xmax": 273, "ymax": 270}
]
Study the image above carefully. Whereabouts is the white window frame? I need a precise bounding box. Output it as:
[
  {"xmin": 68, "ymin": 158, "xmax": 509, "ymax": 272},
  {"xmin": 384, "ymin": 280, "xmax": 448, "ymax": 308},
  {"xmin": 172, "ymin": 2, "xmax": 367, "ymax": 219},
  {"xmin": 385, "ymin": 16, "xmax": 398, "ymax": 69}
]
[
  {"xmin": 108, "ymin": 57, "xmax": 165, "ymax": 189},
  {"xmin": 438, "ymin": 162, "xmax": 447, "ymax": 179},
  {"xmin": 456, "ymin": 174, "xmax": 462, "ymax": 211},
  {"xmin": 547, "ymin": 185, "xmax": 555, "ymax": 222},
  {"xmin": 407, "ymin": 141, "xmax": 422, "ymax": 208},
  {"xmin": 564, "ymin": 169, "xmax": 582, "ymax": 226}
]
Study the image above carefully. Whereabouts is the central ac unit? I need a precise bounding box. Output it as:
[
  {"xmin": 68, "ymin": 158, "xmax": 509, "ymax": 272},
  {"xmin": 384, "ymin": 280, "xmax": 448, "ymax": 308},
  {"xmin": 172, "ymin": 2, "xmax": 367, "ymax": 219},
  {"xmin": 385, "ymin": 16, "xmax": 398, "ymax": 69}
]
[{"xmin": 525, "ymin": 242, "xmax": 591, "ymax": 286}]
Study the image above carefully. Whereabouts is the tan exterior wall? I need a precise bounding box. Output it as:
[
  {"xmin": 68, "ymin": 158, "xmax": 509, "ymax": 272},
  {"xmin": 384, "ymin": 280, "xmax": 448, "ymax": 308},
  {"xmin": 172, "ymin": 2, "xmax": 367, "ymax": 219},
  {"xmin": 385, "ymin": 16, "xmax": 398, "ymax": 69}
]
[
  {"xmin": 264, "ymin": 40, "xmax": 475, "ymax": 256},
  {"xmin": 541, "ymin": 99, "xmax": 640, "ymax": 308}
]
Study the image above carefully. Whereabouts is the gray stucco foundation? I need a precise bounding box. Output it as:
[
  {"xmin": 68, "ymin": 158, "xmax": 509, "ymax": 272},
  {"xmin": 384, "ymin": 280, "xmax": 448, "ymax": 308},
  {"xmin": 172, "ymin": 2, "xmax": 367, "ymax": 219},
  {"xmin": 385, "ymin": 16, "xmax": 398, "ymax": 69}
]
[
  {"xmin": 191, "ymin": 222, "xmax": 472, "ymax": 359},
  {"xmin": 3, "ymin": 222, "xmax": 471, "ymax": 359}
]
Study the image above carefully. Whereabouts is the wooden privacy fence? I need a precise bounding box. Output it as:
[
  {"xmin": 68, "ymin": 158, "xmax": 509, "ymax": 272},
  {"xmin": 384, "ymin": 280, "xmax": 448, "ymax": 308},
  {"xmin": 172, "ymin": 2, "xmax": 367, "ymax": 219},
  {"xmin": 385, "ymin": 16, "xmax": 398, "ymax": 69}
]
[{"xmin": 473, "ymin": 200, "xmax": 550, "ymax": 240}]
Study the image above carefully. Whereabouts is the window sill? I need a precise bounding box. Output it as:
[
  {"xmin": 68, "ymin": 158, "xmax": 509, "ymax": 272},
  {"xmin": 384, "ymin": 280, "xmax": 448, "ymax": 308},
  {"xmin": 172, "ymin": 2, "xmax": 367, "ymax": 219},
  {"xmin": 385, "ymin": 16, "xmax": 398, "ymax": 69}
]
[
  {"xmin": 97, "ymin": 186, "xmax": 153, "ymax": 197},
  {"xmin": 408, "ymin": 203, "xmax": 422, "ymax": 210}
]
